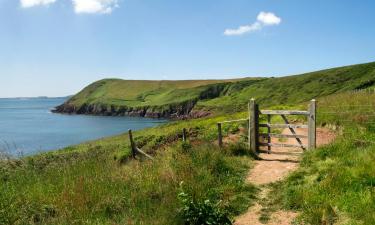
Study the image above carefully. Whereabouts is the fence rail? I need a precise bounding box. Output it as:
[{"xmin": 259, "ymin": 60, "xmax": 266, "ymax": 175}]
[
  {"xmin": 259, "ymin": 124, "xmax": 309, "ymax": 129},
  {"xmin": 259, "ymin": 143, "xmax": 308, "ymax": 148},
  {"xmin": 128, "ymin": 129, "xmax": 154, "ymax": 160},
  {"xmin": 219, "ymin": 118, "xmax": 249, "ymax": 124},
  {"xmin": 260, "ymin": 110, "xmax": 309, "ymax": 115},
  {"xmin": 128, "ymin": 128, "xmax": 190, "ymax": 160},
  {"xmin": 259, "ymin": 133, "xmax": 308, "ymax": 139}
]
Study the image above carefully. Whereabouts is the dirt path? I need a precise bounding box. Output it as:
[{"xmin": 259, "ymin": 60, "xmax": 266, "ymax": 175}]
[{"xmin": 234, "ymin": 127, "xmax": 335, "ymax": 225}]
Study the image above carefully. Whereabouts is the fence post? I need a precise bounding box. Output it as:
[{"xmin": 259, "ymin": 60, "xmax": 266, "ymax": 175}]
[
  {"xmin": 182, "ymin": 128, "xmax": 187, "ymax": 142},
  {"xmin": 308, "ymin": 99, "xmax": 316, "ymax": 150},
  {"xmin": 267, "ymin": 114, "xmax": 271, "ymax": 154},
  {"xmin": 249, "ymin": 98, "xmax": 258, "ymax": 154},
  {"xmin": 217, "ymin": 123, "xmax": 223, "ymax": 147},
  {"xmin": 128, "ymin": 129, "xmax": 137, "ymax": 158}
]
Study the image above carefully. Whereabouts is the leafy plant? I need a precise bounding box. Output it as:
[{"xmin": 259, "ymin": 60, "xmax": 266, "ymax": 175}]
[{"xmin": 178, "ymin": 185, "xmax": 232, "ymax": 225}]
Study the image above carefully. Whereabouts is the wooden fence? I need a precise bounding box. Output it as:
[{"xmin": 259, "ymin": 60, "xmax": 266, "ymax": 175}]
[
  {"xmin": 128, "ymin": 128, "xmax": 188, "ymax": 160},
  {"xmin": 128, "ymin": 99, "xmax": 316, "ymax": 159},
  {"xmin": 217, "ymin": 99, "xmax": 316, "ymax": 154}
]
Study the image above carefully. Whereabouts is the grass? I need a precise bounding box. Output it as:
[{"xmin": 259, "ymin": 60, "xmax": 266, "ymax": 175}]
[
  {"xmin": 0, "ymin": 111, "xmax": 258, "ymax": 225},
  {"xmin": 196, "ymin": 61, "xmax": 375, "ymax": 113},
  {"xmin": 0, "ymin": 142, "xmax": 257, "ymax": 224},
  {"xmin": 61, "ymin": 62, "xmax": 375, "ymax": 116},
  {"xmin": 269, "ymin": 92, "xmax": 375, "ymax": 225},
  {"xmin": 64, "ymin": 78, "xmax": 254, "ymax": 108},
  {"xmin": 3, "ymin": 62, "xmax": 375, "ymax": 224}
]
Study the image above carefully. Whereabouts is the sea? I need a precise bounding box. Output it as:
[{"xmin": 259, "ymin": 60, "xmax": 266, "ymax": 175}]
[{"xmin": 0, "ymin": 97, "xmax": 167, "ymax": 156}]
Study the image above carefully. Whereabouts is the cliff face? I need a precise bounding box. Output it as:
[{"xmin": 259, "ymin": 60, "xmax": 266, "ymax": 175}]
[
  {"xmin": 52, "ymin": 98, "xmax": 210, "ymax": 119},
  {"xmin": 52, "ymin": 82, "xmax": 231, "ymax": 119}
]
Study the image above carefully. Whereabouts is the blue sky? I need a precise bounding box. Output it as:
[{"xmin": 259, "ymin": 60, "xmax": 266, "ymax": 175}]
[{"xmin": 1, "ymin": 0, "xmax": 375, "ymax": 97}]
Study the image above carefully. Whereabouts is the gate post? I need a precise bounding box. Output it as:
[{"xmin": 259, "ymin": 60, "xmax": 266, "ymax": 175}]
[
  {"xmin": 308, "ymin": 99, "xmax": 316, "ymax": 150},
  {"xmin": 248, "ymin": 99, "xmax": 259, "ymax": 154}
]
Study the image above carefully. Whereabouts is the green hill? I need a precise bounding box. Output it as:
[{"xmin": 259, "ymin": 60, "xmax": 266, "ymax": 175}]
[
  {"xmin": 196, "ymin": 61, "xmax": 375, "ymax": 112},
  {"xmin": 53, "ymin": 78, "xmax": 259, "ymax": 118},
  {"xmin": 54, "ymin": 62, "xmax": 375, "ymax": 118}
]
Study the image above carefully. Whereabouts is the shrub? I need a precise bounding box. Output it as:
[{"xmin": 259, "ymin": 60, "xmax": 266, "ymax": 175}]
[{"xmin": 178, "ymin": 187, "xmax": 232, "ymax": 225}]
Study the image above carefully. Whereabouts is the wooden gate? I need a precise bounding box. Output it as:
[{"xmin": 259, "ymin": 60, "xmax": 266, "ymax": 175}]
[{"xmin": 248, "ymin": 99, "xmax": 316, "ymax": 154}]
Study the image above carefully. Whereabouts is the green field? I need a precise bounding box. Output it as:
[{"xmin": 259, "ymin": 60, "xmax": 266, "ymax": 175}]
[{"xmin": 2, "ymin": 62, "xmax": 375, "ymax": 224}]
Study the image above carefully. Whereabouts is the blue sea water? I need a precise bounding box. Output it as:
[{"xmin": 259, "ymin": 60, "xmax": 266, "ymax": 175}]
[{"xmin": 0, "ymin": 97, "xmax": 167, "ymax": 156}]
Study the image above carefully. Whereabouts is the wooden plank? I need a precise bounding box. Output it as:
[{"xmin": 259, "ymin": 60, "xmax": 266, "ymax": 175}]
[
  {"xmin": 259, "ymin": 124, "xmax": 308, "ymax": 129},
  {"xmin": 220, "ymin": 118, "xmax": 249, "ymax": 124},
  {"xmin": 259, "ymin": 143, "xmax": 307, "ymax": 148},
  {"xmin": 136, "ymin": 147, "xmax": 154, "ymax": 160},
  {"xmin": 308, "ymin": 99, "xmax": 317, "ymax": 150},
  {"xmin": 280, "ymin": 115, "xmax": 306, "ymax": 151},
  {"xmin": 267, "ymin": 114, "xmax": 271, "ymax": 154},
  {"xmin": 217, "ymin": 123, "xmax": 223, "ymax": 148},
  {"xmin": 260, "ymin": 110, "xmax": 309, "ymax": 115},
  {"xmin": 259, "ymin": 133, "xmax": 308, "ymax": 139}
]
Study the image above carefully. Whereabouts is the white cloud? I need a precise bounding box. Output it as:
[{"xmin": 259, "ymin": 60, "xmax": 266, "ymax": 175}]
[
  {"xmin": 257, "ymin": 12, "xmax": 281, "ymax": 25},
  {"xmin": 72, "ymin": 0, "xmax": 119, "ymax": 14},
  {"xmin": 20, "ymin": 0, "xmax": 57, "ymax": 8},
  {"xmin": 224, "ymin": 11, "xmax": 281, "ymax": 36}
]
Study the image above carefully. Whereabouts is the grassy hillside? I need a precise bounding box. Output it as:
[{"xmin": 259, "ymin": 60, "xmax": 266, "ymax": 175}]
[
  {"xmin": 0, "ymin": 112, "xmax": 255, "ymax": 225},
  {"xmin": 196, "ymin": 61, "xmax": 375, "ymax": 113},
  {"xmin": 67, "ymin": 79, "xmax": 249, "ymax": 107},
  {"xmin": 55, "ymin": 62, "xmax": 375, "ymax": 117},
  {"xmin": 53, "ymin": 78, "xmax": 260, "ymax": 118},
  {"xmin": 2, "ymin": 62, "xmax": 375, "ymax": 224}
]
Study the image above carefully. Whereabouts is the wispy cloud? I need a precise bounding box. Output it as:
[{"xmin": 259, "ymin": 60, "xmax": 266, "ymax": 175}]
[
  {"xmin": 224, "ymin": 11, "xmax": 281, "ymax": 36},
  {"xmin": 20, "ymin": 0, "xmax": 57, "ymax": 8},
  {"xmin": 20, "ymin": 0, "xmax": 119, "ymax": 14},
  {"xmin": 72, "ymin": 0, "xmax": 119, "ymax": 14}
]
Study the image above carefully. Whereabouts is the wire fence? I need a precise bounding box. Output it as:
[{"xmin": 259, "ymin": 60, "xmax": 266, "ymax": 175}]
[{"xmin": 316, "ymin": 91, "xmax": 375, "ymax": 135}]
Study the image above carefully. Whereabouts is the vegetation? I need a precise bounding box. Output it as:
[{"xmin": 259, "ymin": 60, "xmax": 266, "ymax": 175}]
[
  {"xmin": 271, "ymin": 92, "xmax": 375, "ymax": 225},
  {"xmin": 65, "ymin": 78, "xmax": 253, "ymax": 107},
  {"xmin": 196, "ymin": 61, "xmax": 375, "ymax": 113},
  {"xmin": 54, "ymin": 78, "xmax": 257, "ymax": 117},
  {"xmin": 58, "ymin": 62, "xmax": 375, "ymax": 116},
  {"xmin": 2, "ymin": 62, "xmax": 375, "ymax": 224},
  {"xmin": 0, "ymin": 112, "xmax": 256, "ymax": 225}
]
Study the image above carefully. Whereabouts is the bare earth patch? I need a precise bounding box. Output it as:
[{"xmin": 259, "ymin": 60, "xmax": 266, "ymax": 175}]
[{"xmin": 234, "ymin": 127, "xmax": 336, "ymax": 225}]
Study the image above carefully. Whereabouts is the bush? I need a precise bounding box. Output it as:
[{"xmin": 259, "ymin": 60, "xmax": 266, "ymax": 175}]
[{"xmin": 178, "ymin": 187, "xmax": 232, "ymax": 225}]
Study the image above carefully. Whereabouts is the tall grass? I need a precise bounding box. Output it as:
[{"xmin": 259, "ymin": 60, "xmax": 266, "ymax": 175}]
[
  {"xmin": 274, "ymin": 92, "xmax": 375, "ymax": 225},
  {"xmin": 0, "ymin": 141, "xmax": 257, "ymax": 224}
]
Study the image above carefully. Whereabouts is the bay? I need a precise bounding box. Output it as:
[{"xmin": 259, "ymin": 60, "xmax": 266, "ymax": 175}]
[{"xmin": 0, "ymin": 97, "xmax": 167, "ymax": 156}]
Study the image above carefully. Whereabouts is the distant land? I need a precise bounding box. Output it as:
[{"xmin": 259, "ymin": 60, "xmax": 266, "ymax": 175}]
[
  {"xmin": 53, "ymin": 61, "xmax": 375, "ymax": 119},
  {"xmin": 0, "ymin": 96, "xmax": 71, "ymax": 100}
]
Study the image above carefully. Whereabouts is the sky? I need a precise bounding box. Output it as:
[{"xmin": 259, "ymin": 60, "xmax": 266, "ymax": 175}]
[{"xmin": 1, "ymin": 0, "xmax": 375, "ymax": 97}]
